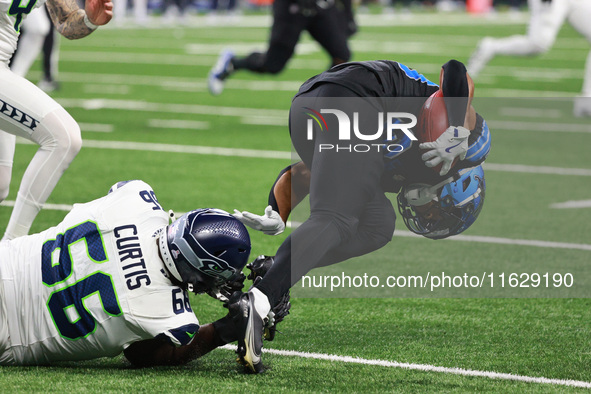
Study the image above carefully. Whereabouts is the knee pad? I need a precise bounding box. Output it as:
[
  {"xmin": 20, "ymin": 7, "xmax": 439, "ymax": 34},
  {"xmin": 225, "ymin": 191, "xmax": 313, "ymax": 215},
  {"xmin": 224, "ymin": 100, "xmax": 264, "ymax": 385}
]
[{"xmin": 33, "ymin": 107, "xmax": 82, "ymax": 163}]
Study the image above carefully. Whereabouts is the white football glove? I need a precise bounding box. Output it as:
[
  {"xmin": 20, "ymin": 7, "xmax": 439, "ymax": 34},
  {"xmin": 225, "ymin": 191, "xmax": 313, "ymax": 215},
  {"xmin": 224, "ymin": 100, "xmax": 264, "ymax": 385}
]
[
  {"xmin": 233, "ymin": 205, "xmax": 285, "ymax": 236},
  {"xmin": 419, "ymin": 125, "xmax": 470, "ymax": 176}
]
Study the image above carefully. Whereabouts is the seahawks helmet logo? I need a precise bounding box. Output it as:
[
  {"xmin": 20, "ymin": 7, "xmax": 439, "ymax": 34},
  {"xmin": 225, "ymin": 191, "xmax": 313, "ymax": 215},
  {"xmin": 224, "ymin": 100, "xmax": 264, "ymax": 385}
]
[{"xmin": 200, "ymin": 259, "xmax": 235, "ymax": 280}]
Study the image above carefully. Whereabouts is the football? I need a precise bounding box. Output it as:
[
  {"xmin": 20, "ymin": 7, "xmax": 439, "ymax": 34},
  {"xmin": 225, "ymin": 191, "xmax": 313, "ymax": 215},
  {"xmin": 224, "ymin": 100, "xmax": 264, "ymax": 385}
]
[{"xmin": 416, "ymin": 90, "xmax": 458, "ymax": 173}]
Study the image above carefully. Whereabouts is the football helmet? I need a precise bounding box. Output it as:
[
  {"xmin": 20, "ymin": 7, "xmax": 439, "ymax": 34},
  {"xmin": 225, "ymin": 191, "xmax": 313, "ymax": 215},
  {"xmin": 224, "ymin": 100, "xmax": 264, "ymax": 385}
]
[
  {"xmin": 158, "ymin": 208, "xmax": 251, "ymax": 293},
  {"xmin": 397, "ymin": 165, "xmax": 485, "ymax": 239}
]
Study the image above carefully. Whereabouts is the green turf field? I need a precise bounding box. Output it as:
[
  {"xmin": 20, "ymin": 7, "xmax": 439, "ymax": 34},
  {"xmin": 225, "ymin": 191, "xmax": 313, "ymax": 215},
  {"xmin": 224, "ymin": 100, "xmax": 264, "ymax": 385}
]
[{"xmin": 1, "ymin": 9, "xmax": 590, "ymax": 392}]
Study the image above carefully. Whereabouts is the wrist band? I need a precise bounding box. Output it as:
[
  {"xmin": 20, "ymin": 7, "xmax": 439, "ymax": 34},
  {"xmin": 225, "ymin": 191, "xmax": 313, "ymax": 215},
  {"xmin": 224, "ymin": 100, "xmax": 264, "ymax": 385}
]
[{"xmin": 83, "ymin": 14, "xmax": 98, "ymax": 30}]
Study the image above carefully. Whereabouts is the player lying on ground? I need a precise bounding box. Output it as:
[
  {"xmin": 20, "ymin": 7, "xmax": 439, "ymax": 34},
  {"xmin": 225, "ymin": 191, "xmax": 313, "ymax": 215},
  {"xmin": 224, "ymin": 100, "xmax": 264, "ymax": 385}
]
[
  {"xmin": 0, "ymin": 180, "xmax": 275, "ymax": 367},
  {"xmin": 231, "ymin": 59, "xmax": 491, "ymax": 373}
]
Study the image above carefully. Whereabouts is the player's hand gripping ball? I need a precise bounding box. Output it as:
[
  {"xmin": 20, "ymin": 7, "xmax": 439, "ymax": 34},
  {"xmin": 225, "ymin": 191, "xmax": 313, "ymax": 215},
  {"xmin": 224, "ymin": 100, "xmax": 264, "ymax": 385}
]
[{"xmin": 417, "ymin": 90, "xmax": 469, "ymax": 176}]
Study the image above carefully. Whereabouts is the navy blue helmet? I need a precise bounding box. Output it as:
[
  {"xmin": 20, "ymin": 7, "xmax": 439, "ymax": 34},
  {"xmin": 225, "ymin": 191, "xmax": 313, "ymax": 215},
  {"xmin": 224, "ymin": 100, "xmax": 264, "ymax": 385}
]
[
  {"xmin": 158, "ymin": 208, "xmax": 251, "ymax": 293},
  {"xmin": 397, "ymin": 165, "xmax": 486, "ymax": 239}
]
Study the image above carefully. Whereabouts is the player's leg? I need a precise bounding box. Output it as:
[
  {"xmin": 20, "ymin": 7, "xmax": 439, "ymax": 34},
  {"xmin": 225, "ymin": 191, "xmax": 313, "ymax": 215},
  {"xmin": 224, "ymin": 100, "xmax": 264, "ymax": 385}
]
[
  {"xmin": 318, "ymin": 192, "xmax": 396, "ymax": 268},
  {"xmin": 567, "ymin": 0, "xmax": 591, "ymax": 116},
  {"xmin": 9, "ymin": 7, "xmax": 52, "ymax": 78},
  {"xmin": 339, "ymin": 0, "xmax": 357, "ymax": 37},
  {"xmin": 208, "ymin": 0, "xmax": 303, "ymax": 94},
  {"xmin": 573, "ymin": 50, "xmax": 591, "ymax": 117},
  {"xmin": 307, "ymin": 7, "xmax": 351, "ymax": 67},
  {"xmin": 114, "ymin": 0, "xmax": 128, "ymax": 24},
  {"xmin": 258, "ymin": 83, "xmax": 377, "ymax": 301},
  {"xmin": 234, "ymin": 85, "xmax": 385, "ymax": 372},
  {"xmin": 0, "ymin": 67, "xmax": 81, "ymax": 240},
  {"xmin": 468, "ymin": 0, "xmax": 567, "ymax": 77},
  {"xmin": 39, "ymin": 7, "xmax": 60, "ymax": 92},
  {"xmin": 0, "ymin": 132, "xmax": 16, "ymax": 205},
  {"xmin": 133, "ymin": 0, "xmax": 149, "ymax": 24}
]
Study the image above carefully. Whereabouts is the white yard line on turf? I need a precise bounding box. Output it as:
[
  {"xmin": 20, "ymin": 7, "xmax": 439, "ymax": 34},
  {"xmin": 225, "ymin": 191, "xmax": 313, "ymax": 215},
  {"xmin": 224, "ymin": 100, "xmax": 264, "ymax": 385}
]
[
  {"xmin": 220, "ymin": 345, "xmax": 591, "ymax": 388},
  {"xmin": 24, "ymin": 70, "xmax": 580, "ymax": 95},
  {"xmin": 78, "ymin": 123, "xmax": 114, "ymax": 133},
  {"xmin": 57, "ymin": 98, "xmax": 590, "ymax": 129},
  {"xmin": 0, "ymin": 200, "xmax": 73, "ymax": 211},
  {"xmin": 3, "ymin": 195, "xmax": 591, "ymax": 251},
  {"xmin": 285, "ymin": 222, "xmax": 591, "ymax": 251},
  {"xmin": 491, "ymin": 120, "xmax": 591, "ymax": 133},
  {"xmin": 57, "ymin": 98, "xmax": 288, "ymax": 120},
  {"xmin": 498, "ymin": 107, "xmax": 564, "ymax": 119},
  {"xmin": 392, "ymin": 229, "xmax": 591, "ymax": 251},
  {"xmin": 147, "ymin": 119, "xmax": 210, "ymax": 130},
  {"xmin": 550, "ymin": 200, "xmax": 591, "ymax": 209},
  {"xmin": 55, "ymin": 48, "xmax": 585, "ymax": 81},
  {"xmin": 482, "ymin": 163, "xmax": 591, "ymax": 176},
  {"xmin": 13, "ymin": 138, "xmax": 591, "ymax": 177}
]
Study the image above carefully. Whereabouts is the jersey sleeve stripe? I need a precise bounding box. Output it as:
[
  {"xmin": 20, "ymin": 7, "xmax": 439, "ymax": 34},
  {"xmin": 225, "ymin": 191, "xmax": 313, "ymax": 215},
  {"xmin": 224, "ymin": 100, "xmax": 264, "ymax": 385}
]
[
  {"xmin": 167, "ymin": 323, "xmax": 200, "ymax": 346},
  {"xmin": 465, "ymin": 121, "xmax": 491, "ymax": 162}
]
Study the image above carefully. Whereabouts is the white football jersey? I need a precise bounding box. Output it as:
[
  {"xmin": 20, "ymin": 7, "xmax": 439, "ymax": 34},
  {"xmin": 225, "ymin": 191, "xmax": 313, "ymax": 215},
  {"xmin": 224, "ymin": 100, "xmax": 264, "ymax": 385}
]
[
  {"xmin": 0, "ymin": 0, "xmax": 45, "ymax": 62},
  {"xmin": 0, "ymin": 180, "xmax": 200, "ymax": 365}
]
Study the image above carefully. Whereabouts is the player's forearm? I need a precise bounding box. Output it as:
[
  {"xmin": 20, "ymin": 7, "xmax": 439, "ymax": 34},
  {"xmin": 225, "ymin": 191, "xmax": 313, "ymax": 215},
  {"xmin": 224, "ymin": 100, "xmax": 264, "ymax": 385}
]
[
  {"xmin": 272, "ymin": 170, "xmax": 293, "ymax": 223},
  {"xmin": 269, "ymin": 162, "xmax": 311, "ymax": 223},
  {"xmin": 124, "ymin": 324, "xmax": 222, "ymax": 367},
  {"xmin": 46, "ymin": 0, "xmax": 96, "ymax": 39}
]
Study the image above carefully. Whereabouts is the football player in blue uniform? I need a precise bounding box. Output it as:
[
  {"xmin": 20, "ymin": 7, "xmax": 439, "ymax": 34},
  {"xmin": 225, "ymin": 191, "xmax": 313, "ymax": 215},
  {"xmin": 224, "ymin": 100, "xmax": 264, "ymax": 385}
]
[{"xmin": 230, "ymin": 59, "xmax": 491, "ymax": 373}]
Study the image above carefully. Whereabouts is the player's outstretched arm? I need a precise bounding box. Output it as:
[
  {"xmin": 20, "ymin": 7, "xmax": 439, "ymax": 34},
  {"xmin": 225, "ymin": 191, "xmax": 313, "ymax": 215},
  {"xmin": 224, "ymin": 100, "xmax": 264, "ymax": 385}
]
[
  {"xmin": 124, "ymin": 323, "xmax": 223, "ymax": 367},
  {"xmin": 233, "ymin": 162, "xmax": 311, "ymax": 235},
  {"xmin": 46, "ymin": 0, "xmax": 112, "ymax": 39}
]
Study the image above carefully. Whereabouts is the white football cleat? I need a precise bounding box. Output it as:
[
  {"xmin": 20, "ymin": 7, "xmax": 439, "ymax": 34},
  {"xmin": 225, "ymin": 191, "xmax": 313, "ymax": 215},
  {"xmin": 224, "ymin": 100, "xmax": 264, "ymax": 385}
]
[
  {"xmin": 208, "ymin": 49, "xmax": 234, "ymax": 96},
  {"xmin": 467, "ymin": 37, "xmax": 495, "ymax": 78}
]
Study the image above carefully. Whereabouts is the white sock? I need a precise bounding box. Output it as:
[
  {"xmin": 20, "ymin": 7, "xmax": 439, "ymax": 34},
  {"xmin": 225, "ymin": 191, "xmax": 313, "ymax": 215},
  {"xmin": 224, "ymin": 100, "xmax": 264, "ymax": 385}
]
[{"xmin": 2, "ymin": 194, "xmax": 40, "ymax": 240}]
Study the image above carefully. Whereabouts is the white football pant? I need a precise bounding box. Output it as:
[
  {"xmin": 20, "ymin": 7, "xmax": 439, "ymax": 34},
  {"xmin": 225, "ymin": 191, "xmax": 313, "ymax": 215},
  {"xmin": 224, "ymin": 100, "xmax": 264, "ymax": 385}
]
[
  {"xmin": 0, "ymin": 63, "xmax": 81, "ymax": 240},
  {"xmin": 469, "ymin": 0, "xmax": 591, "ymax": 97}
]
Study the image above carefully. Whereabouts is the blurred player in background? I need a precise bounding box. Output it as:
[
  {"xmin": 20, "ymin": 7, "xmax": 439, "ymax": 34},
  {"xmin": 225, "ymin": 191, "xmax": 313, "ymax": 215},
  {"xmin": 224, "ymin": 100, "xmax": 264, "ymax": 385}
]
[
  {"xmin": 0, "ymin": 180, "xmax": 258, "ymax": 366},
  {"xmin": 467, "ymin": 0, "xmax": 591, "ymax": 116},
  {"xmin": 39, "ymin": 12, "xmax": 61, "ymax": 92},
  {"xmin": 230, "ymin": 59, "xmax": 491, "ymax": 373},
  {"xmin": 208, "ymin": 0, "xmax": 355, "ymax": 95},
  {"xmin": 113, "ymin": 0, "xmax": 149, "ymax": 25},
  {"xmin": 0, "ymin": 0, "xmax": 112, "ymax": 241},
  {"xmin": 10, "ymin": 5, "xmax": 61, "ymax": 92}
]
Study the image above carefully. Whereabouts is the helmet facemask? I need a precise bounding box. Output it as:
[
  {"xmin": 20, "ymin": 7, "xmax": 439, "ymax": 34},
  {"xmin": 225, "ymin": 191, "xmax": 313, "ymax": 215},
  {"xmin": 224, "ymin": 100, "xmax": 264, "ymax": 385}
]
[{"xmin": 398, "ymin": 166, "xmax": 486, "ymax": 240}]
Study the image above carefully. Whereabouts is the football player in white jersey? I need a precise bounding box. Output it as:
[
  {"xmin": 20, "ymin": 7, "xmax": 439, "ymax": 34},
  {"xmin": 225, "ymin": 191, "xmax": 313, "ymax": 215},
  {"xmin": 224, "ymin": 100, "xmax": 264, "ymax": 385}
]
[
  {"xmin": 10, "ymin": 6, "xmax": 52, "ymax": 80},
  {"xmin": 0, "ymin": 0, "xmax": 113, "ymax": 241},
  {"xmin": 467, "ymin": 0, "xmax": 591, "ymax": 116},
  {"xmin": 0, "ymin": 180, "xmax": 253, "ymax": 366}
]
